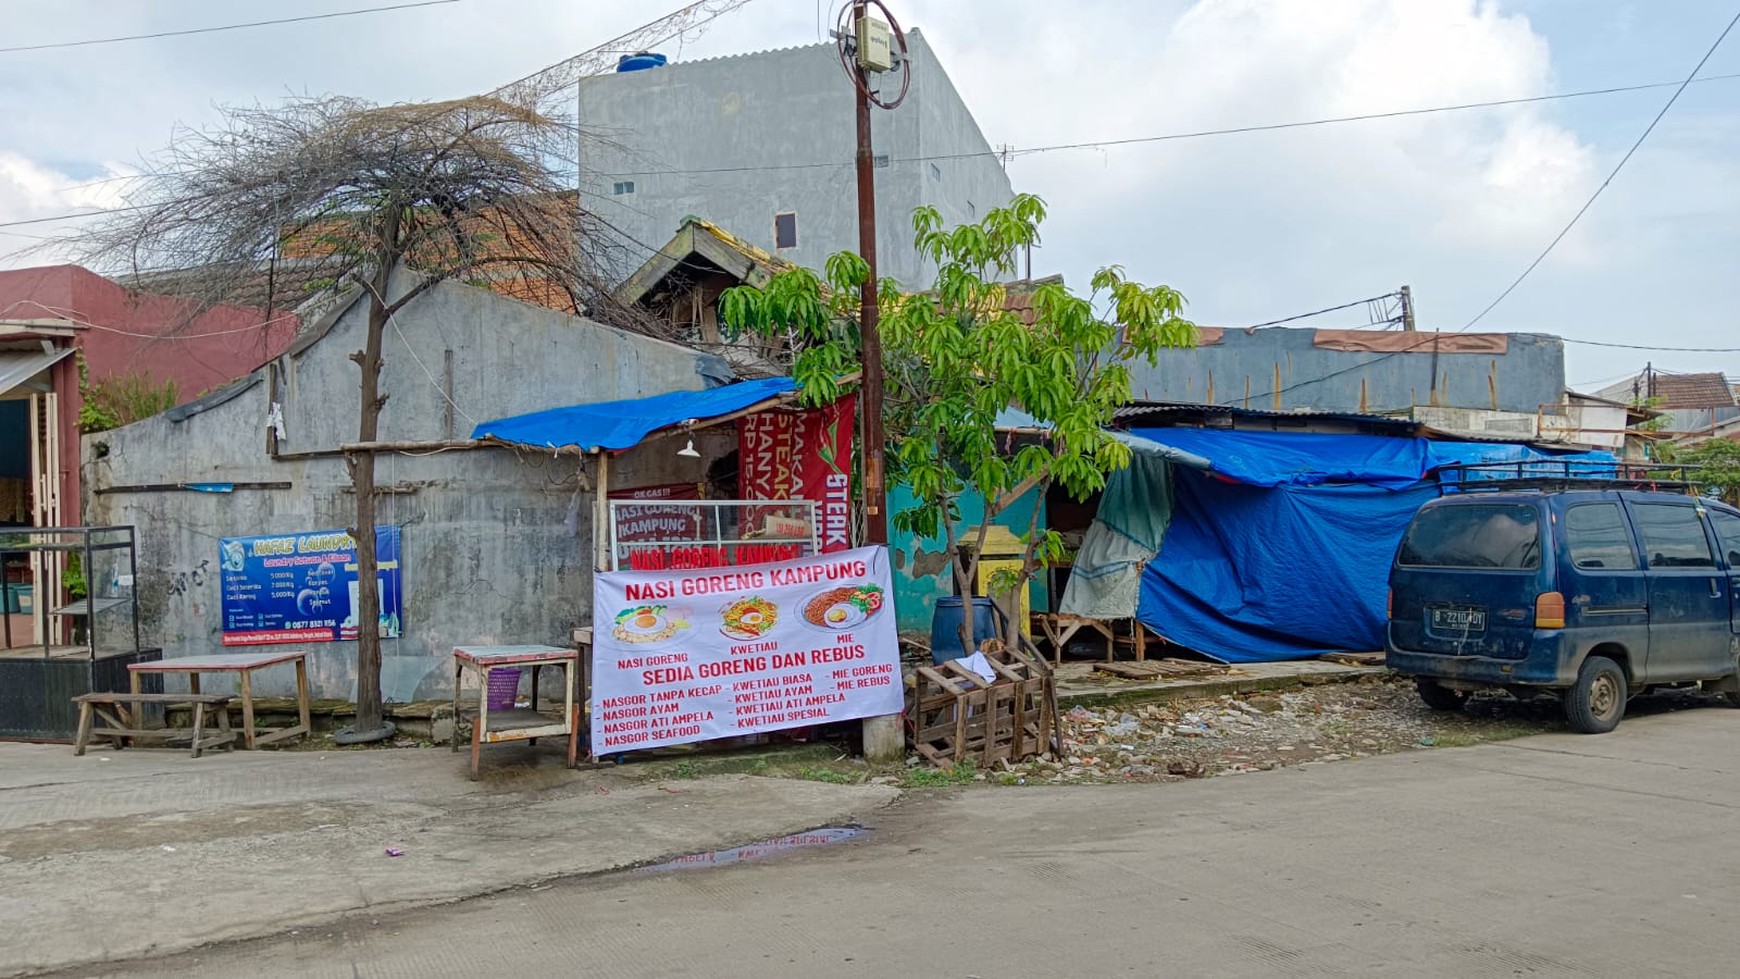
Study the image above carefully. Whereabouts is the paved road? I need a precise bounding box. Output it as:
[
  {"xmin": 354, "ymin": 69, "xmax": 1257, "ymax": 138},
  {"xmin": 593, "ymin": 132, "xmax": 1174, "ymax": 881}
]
[{"xmin": 70, "ymin": 706, "xmax": 1740, "ymax": 978}]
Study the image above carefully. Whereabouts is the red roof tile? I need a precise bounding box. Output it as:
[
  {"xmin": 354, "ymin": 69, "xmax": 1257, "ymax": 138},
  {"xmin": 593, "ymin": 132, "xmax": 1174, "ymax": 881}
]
[{"xmin": 1648, "ymin": 372, "xmax": 1736, "ymax": 409}]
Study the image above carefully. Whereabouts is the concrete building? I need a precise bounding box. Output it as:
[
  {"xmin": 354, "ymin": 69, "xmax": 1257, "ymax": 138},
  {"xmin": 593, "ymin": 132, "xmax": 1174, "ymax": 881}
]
[
  {"xmin": 83, "ymin": 272, "xmax": 726, "ymax": 701},
  {"xmin": 578, "ymin": 30, "xmax": 1013, "ymax": 287},
  {"xmin": 1, "ymin": 265, "xmax": 298, "ymax": 534}
]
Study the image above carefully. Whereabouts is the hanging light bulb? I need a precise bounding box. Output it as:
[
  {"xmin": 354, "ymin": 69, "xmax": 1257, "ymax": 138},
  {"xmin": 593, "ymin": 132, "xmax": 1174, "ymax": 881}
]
[{"xmin": 677, "ymin": 436, "xmax": 701, "ymax": 458}]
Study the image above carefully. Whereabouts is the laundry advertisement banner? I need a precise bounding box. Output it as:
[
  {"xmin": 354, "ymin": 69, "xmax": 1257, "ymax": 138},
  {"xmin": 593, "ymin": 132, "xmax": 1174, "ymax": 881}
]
[
  {"xmin": 737, "ymin": 395, "xmax": 856, "ymax": 552},
  {"xmin": 219, "ymin": 526, "xmax": 403, "ymax": 646},
  {"xmin": 591, "ymin": 544, "xmax": 900, "ymax": 754}
]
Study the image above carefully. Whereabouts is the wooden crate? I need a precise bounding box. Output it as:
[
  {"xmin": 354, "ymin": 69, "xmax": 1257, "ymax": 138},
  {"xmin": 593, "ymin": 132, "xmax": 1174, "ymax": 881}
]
[{"xmin": 907, "ymin": 641, "xmax": 1059, "ymax": 768}]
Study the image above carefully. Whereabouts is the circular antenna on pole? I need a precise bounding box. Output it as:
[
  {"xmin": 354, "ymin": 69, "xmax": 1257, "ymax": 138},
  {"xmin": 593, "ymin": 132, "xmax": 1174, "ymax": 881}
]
[{"xmin": 835, "ymin": 0, "xmax": 910, "ymax": 110}]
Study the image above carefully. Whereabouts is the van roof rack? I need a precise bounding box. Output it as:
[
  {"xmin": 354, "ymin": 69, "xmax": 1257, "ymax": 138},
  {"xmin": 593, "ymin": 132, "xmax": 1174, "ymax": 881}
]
[{"xmin": 1431, "ymin": 461, "xmax": 1707, "ymax": 496}]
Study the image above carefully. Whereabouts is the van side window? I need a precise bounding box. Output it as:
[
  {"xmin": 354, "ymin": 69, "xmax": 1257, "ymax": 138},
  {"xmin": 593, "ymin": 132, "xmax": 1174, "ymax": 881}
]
[
  {"xmin": 1710, "ymin": 510, "xmax": 1740, "ymax": 568},
  {"xmin": 1632, "ymin": 503, "xmax": 1716, "ymax": 569},
  {"xmin": 1565, "ymin": 503, "xmax": 1635, "ymax": 570}
]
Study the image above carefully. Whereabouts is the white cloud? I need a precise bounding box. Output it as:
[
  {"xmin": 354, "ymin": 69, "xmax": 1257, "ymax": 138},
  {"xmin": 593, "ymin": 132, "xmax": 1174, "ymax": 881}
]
[
  {"xmin": 0, "ymin": 154, "xmax": 133, "ymax": 268},
  {"xmin": 0, "ymin": 0, "xmax": 1733, "ymax": 380}
]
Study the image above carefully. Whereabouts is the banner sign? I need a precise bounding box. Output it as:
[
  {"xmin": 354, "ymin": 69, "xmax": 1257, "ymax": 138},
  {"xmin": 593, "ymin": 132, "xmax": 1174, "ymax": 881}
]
[
  {"xmin": 610, "ymin": 482, "xmax": 703, "ymax": 544},
  {"xmin": 219, "ymin": 526, "xmax": 403, "ymax": 646},
  {"xmin": 738, "ymin": 395, "xmax": 856, "ymax": 552},
  {"xmin": 591, "ymin": 545, "xmax": 900, "ymax": 754}
]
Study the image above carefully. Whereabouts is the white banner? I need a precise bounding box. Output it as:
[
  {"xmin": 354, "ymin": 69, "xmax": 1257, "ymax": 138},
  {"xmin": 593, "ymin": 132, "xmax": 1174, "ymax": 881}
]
[{"xmin": 591, "ymin": 545, "xmax": 902, "ymax": 754}]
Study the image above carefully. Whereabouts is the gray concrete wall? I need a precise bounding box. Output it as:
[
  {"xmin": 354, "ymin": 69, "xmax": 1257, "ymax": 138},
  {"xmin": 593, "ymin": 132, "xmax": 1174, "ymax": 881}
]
[
  {"xmin": 578, "ymin": 30, "xmax": 1013, "ymax": 286},
  {"xmin": 83, "ymin": 275, "xmax": 725, "ymax": 701},
  {"xmin": 1130, "ymin": 328, "xmax": 1567, "ymax": 415}
]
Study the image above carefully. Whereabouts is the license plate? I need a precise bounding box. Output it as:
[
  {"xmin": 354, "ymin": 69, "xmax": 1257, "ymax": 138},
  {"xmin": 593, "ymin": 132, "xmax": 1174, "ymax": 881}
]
[{"xmin": 1430, "ymin": 607, "xmax": 1486, "ymax": 633}]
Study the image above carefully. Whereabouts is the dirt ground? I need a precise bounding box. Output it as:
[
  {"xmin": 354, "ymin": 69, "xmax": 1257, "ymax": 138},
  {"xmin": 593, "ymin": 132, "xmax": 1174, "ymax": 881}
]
[{"xmin": 975, "ymin": 674, "xmax": 1738, "ymax": 785}]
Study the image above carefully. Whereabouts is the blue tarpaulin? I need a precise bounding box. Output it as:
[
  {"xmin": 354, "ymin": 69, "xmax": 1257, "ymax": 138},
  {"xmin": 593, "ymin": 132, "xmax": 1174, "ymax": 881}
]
[
  {"xmin": 1131, "ymin": 429, "xmax": 1615, "ymax": 662},
  {"xmin": 471, "ymin": 377, "xmax": 797, "ymax": 452}
]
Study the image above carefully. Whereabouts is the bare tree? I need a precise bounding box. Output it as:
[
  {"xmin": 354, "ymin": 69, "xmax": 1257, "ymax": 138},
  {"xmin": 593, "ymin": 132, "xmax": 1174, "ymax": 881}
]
[{"xmin": 70, "ymin": 93, "xmax": 659, "ymax": 739}]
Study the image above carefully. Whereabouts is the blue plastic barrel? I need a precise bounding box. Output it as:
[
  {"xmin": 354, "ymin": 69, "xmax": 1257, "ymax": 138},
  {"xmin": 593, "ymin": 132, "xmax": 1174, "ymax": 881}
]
[
  {"xmin": 616, "ymin": 52, "xmax": 668, "ymax": 72},
  {"xmin": 930, "ymin": 597, "xmax": 1002, "ymax": 665}
]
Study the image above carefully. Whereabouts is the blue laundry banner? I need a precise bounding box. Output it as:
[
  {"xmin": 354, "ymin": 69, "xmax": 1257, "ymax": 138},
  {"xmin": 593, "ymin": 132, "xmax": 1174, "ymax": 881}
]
[{"xmin": 219, "ymin": 526, "xmax": 403, "ymax": 646}]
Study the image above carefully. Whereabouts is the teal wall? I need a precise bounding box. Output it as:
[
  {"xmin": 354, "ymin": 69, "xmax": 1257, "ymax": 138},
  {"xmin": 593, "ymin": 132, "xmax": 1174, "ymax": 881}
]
[{"xmin": 887, "ymin": 484, "xmax": 1048, "ymax": 635}]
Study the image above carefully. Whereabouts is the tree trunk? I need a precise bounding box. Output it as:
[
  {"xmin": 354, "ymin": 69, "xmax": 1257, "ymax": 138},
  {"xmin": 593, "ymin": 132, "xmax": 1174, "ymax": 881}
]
[{"xmin": 350, "ymin": 211, "xmax": 398, "ymax": 734}]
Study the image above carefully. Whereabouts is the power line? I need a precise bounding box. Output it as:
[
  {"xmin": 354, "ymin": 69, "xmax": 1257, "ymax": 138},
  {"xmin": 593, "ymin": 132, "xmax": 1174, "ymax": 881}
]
[
  {"xmin": 1237, "ymin": 293, "xmax": 1398, "ymax": 329},
  {"xmin": 0, "ymin": 1, "xmax": 465, "ymax": 55},
  {"xmin": 598, "ymin": 70, "xmax": 1740, "ymax": 178},
  {"xmin": 1562, "ymin": 337, "xmax": 1740, "ymax": 353},
  {"xmin": 12, "ymin": 70, "xmax": 1740, "ymax": 231},
  {"xmin": 1456, "ymin": 8, "xmax": 1740, "ymax": 332},
  {"xmin": 1006, "ymin": 72, "xmax": 1740, "ymax": 160}
]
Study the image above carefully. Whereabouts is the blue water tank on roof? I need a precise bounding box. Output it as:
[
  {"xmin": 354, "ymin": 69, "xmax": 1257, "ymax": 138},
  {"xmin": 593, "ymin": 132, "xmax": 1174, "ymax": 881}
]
[{"xmin": 616, "ymin": 52, "xmax": 668, "ymax": 72}]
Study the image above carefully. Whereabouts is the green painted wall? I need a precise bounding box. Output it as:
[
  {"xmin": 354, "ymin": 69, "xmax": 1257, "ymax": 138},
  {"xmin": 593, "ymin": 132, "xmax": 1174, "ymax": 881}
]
[{"xmin": 887, "ymin": 483, "xmax": 1048, "ymax": 635}]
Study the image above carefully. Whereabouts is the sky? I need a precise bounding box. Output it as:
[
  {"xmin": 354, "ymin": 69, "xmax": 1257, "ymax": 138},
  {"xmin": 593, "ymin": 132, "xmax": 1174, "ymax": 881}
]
[{"xmin": 1, "ymin": 0, "xmax": 1737, "ymax": 391}]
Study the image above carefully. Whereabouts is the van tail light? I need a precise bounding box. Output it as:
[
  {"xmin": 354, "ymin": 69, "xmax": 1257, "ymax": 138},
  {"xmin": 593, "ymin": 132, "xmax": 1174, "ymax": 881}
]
[
  {"xmin": 1534, "ymin": 592, "xmax": 1566, "ymax": 629},
  {"xmin": 1386, "ymin": 589, "xmax": 1393, "ymax": 621}
]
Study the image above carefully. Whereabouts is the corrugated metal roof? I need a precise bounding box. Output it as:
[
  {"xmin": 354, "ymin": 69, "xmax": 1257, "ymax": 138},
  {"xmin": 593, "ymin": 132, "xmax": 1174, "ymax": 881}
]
[
  {"xmin": 0, "ymin": 346, "xmax": 74, "ymax": 397},
  {"xmin": 1112, "ymin": 401, "xmax": 1417, "ymax": 430}
]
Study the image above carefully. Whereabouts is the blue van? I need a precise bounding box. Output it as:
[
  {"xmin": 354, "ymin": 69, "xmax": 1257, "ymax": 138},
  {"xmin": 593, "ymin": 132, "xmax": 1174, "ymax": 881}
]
[{"xmin": 1387, "ymin": 487, "xmax": 1740, "ymax": 733}]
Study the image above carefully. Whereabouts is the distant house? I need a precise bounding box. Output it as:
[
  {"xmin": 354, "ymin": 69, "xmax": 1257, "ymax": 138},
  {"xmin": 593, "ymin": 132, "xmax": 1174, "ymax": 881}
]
[
  {"xmin": 614, "ymin": 216, "xmax": 795, "ymax": 377},
  {"xmin": 1598, "ymin": 368, "xmax": 1737, "ymax": 439},
  {"xmin": 0, "ymin": 264, "xmax": 297, "ymax": 532},
  {"xmin": 578, "ymin": 30, "xmax": 1014, "ymax": 287}
]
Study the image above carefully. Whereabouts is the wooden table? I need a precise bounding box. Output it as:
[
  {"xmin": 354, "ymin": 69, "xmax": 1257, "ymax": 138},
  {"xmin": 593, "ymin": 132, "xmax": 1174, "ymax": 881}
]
[
  {"xmin": 128, "ymin": 650, "xmax": 312, "ymax": 749},
  {"xmin": 1035, "ymin": 614, "xmax": 1119, "ymax": 665},
  {"xmin": 451, "ymin": 644, "xmax": 579, "ymax": 779}
]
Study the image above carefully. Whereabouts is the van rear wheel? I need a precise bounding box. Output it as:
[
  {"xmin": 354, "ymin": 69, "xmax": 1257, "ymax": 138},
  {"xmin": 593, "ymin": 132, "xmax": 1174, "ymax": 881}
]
[
  {"xmin": 1415, "ymin": 679, "xmax": 1468, "ymax": 712},
  {"xmin": 1564, "ymin": 656, "xmax": 1627, "ymax": 734}
]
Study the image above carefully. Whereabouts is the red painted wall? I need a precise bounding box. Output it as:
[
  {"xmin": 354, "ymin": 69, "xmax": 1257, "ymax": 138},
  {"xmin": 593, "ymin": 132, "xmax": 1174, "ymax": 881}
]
[{"xmin": 0, "ymin": 264, "xmax": 300, "ymax": 523}]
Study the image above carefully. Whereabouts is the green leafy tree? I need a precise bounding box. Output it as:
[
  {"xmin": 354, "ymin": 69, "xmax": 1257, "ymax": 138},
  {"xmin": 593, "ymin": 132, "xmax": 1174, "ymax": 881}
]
[
  {"xmin": 1674, "ymin": 439, "xmax": 1740, "ymax": 504},
  {"xmin": 721, "ymin": 194, "xmax": 1197, "ymax": 650}
]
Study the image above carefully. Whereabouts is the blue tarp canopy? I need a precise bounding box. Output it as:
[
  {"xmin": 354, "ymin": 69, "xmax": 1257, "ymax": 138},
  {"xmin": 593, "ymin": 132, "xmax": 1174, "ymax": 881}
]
[
  {"xmin": 471, "ymin": 377, "xmax": 798, "ymax": 452},
  {"xmin": 1130, "ymin": 428, "xmax": 1615, "ymax": 662}
]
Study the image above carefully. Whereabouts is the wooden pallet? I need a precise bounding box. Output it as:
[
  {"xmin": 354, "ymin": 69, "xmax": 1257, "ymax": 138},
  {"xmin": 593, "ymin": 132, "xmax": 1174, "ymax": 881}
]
[
  {"xmin": 1320, "ymin": 651, "xmax": 1386, "ymax": 667},
  {"xmin": 1092, "ymin": 658, "xmax": 1229, "ymax": 681},
  {"xmin": 908, "ymin": 641, "xmax": 1059, "ymax": 768}
]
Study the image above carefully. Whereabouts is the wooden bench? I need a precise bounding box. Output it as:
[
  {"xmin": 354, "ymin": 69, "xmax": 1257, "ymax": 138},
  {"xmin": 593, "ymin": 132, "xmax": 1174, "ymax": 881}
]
[{"xmin": 73, "ymin": 692, "xmax": 237, "ymax": 758}]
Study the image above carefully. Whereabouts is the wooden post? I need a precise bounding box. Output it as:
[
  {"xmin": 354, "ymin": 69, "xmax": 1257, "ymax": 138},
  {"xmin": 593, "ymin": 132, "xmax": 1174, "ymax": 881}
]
[
  {"xmin": 593, "ymin": 450, "xmax": 612, "ymax": 571},
  {"xmin": 294, "ymin": 657, "xmax": 312, "ymax": 738},
  {"xmin": 238, "ymin": 671, "xmax": 257, "ymax": 750}
]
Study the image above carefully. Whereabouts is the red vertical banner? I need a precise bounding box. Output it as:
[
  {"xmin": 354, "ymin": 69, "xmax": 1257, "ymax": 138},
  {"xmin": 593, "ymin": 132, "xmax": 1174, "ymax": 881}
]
[{"xmin": 738, "ymin": 395, "xmax": 856, "ymax": 553}]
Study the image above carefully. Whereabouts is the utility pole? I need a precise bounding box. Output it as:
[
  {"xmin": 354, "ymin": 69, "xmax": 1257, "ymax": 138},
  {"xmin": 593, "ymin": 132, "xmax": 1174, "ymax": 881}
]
[
  {"xmin": 839, "ymin": 0, "xmax": 908, "ymax": 766},
  {"xmin": 1399, "ymin": 285, "xmax": 1416, "ymax": 331},
  {"xmin": 853, "ymin": 6, "xmax": 886, "ymax": 545},
  {"xmin": 841, "ymin": 0, "xmax": 906, "ymax": 546}
]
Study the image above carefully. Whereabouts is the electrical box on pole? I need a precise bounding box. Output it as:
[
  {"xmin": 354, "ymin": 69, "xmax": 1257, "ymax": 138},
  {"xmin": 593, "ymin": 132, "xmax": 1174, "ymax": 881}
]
[{"xmin": 855, "ymin": 15, "xmax": 894, "ymax": 71}]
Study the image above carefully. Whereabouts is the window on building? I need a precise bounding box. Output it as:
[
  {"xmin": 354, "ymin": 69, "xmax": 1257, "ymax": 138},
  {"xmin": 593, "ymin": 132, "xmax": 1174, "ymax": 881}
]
[
  {"xmin": 873, "ymin": 154, "xmax": 890, "ymax": 168},
  {"xmin": 929, "ymin": 162, "xmax": 942, "ymax": 182},
  {"xmin": 612, "ymin": 180, "xmax": 635, "ymax": 195},
  {"xmin": 774, "ymin": 212, "xmax": 798, "ymax": 249},
  {"xmin": 1632, "ymin": 503, "xmax": 1715, "ymax": 569},
  {"xmin": 1566, "ymin": 503, "xmax": 1636, "ymax": 570}
]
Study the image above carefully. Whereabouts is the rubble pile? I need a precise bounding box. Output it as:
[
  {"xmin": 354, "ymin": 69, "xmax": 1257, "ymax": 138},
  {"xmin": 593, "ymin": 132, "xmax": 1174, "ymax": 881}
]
[{"xmin": 992, "ymin": 676, "xmax": 1553, "ymax": 784}]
